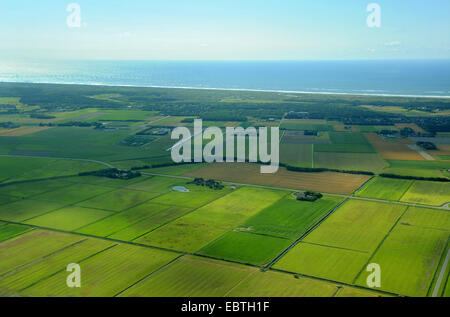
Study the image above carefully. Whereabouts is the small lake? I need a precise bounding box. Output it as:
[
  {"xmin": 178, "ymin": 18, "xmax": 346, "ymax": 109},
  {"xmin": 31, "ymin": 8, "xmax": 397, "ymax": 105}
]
[{"xmin": 172, "ymin": 186, "xmax": 190, "ymax": 192}]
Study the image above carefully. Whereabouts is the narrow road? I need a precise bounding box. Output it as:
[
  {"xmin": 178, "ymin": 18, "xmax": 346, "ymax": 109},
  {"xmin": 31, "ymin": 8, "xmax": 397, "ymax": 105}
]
[
  {"xmin": 432, "ymin": 247, "xmax": 450, "ymax": 297},
  {"xmin": 0, "ymin": 154, "xmax": 114, "ymax": 168}
]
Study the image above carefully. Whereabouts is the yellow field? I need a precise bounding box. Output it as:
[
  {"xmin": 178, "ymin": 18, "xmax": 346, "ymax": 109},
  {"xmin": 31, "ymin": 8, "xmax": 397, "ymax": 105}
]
[
  {"xmin": 184, "ymin": 163, "xmax": 370, "ymax": 194},
  {"xmin": 0, "ymin": 126, "xmax": 52, "ymax": 136},
  {"xmin": 365, "ymin": 133, "xmax": 426, "ymax": 161}
]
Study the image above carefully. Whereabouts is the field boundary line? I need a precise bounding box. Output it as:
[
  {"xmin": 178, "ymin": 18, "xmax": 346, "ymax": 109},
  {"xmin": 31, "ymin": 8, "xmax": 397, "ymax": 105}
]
[
  {"xmin": 300, "ymin": 241, "xmax": 369, "ymax": 254},
  {"xmin": 397, "ymin": 179, "xmax": 416, "ymax": 202},
  {"xmin": 19, "ymin": 243, "xmax": 119, "ymax": 293},
  {"xmin": 331, "ymin": 286, "xmax": 343, "ymax": 297},
  {"xmin": 0, "ymin": 219, "xmax": 186, "ymax": 256},
  {"xmin": 351, "ymin": 205, "xmax": 409, "ymax": 285},
  {"xmin": 431, "ymin": 238, "xmax": 450, "ymax": 297},
  {"xmin": 20, "ymin": 184, "xmax": 119, "ymax": 223},
  {"xmin": 74, "ymin": 189, "xmax": 174, "ymax": 234},
  {"xmin": 114, "ymin": 254, "xmax": 184, "ymax": 297},
  {"xmin": 265, "ymin": 198, "xmax": 349, "ymax": 269},
  {"xmin": 352, "ymin": 176, "xmax": 375, "ymax": 196},
  {"xmin": 269, "ymin": 267, "xmax": 399, "ymax": 297},
  {"xmin": 0, "ymin": 238, "xmax": 89, "ymax": 280},
  {"xmin": 223, "ymin": 270, "xmax": 258, "ymax": 297},
  {"xmin": 0, "ymin": 154, "xmax": 114, "ymax": 168},
  {"xmin": 0, "ymin": 227, "xmax": 35, "ymax": 244}
]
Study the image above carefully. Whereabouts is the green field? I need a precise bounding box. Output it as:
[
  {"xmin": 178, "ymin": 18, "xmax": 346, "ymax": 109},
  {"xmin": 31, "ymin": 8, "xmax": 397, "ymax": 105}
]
[
  {"xmin": 22, "ymin": 243, "xmax": 178, "ymax": 297},
  {"xmin": 400, "ymin": 181, "xmax": 450, "ymax": 206},
  {"xmin": 0, "ymin": 224, "xmax": 31, "ymax": 242},
  {"xmin": 33, "ymin": 183, "xmax": 114, "ymax": 205},
  {"xmin": 0, "ymin": 157, "xmax": 104, "ymax": 184},
  {"xmin": 77, "ymin": 188, "xmax": 160, "ymax": 212},
  {"xmin": 303, "ymin": 200, "xmax": 406, "ymax": 252},
  {"xmin": 136, "ymin": 187, "xmax": 286, "ymax": 252},
  {"xmin": 108, "ymin": 205, "xmax": 191, "ymax": 241},
  {"xmin": 400, "ymin": 206, "xmax": 450, "ymax": 230},
  {"xmin": 0, "ymin": 238, "xmax": 113, "ymax": 295},
  {"xmin": 76, "ymin": 202, "xmax": 177, "ymax": 237},
  {"xmin": 238, "ymin": 195, "xmax": 342, "ymax": 240},
  {"xmin": 149, "ymin": 184, "xmax": 231, "ymax": 208},
  {"xmin": 226, "ymin": 270, "xmax": 338, "ymax": 297},
  {"xmin": 356, "ymin": 177, "xmax": 413, "ymax": 201},
  {"xmin": 315, "ymin": 132, "xmax": 375, "ymax": 153},
  {"xmin": 382, "ymin": 160, "xmax": 450, "ymax": 178},
  {"xmin": 0, "ymin": 199, "xmax": 64, "ymax": 222},
  {"xmin": 120, "ymin": 255, "xmax": 255, "ymax": 297},
  {"xmin": 314, "ymin": 152, "xmax": 386, "ymax": 173},
  {"xmin": 0, "ymin": 230, "xmax": 83, "ymax": 276},
  {"xmin": 355, "ymin": 224, "xmax": 448, "ymax": 296},
  {"xmin": 274, "ymin": 242, "xmax": 370, "ymax": 284},
  {"xmin": 199, "ymin": 231, "xmax": 292, "ymax": 265},
  {"xmin": 280, "ymin": 143, "xmax": 313, "ymax": 168},
  {"xmin": 25, "ymin": 206, "xmax": 113, "ymax": 231}
]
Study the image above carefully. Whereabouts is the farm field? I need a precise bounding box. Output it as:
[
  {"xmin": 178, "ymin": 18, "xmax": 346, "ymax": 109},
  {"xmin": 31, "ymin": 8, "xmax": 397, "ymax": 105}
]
[
  {"xmin": 120, "ymin": 255, "xmax": 254, "ymax": 297},
  {"xmin": 400, "ymin": 181, "xmax": 450, "ymax": 206},
  {"xmin": 0, "ymin": 230, "xmax": 84, "ymax": 276},
  {"xmin": 0, "ymin": 238, "xmax": 113, "ymax": 295},
  {"xmin": 315, "ymin": 132, "xmax": 376, "ymax": 153},
  {"xmin": 76, "ymin": 188, "xmax": 160, "ymax": 212},
  {"xmin": 280, "ymin": 143, "xmax": 313, "ymax": 168},
  {"xmin": 314, "ymin": 152, "xmax": 386, "ymax": 172},
  {"xmin": 185, "ymin": 163, "xmax": 371, "ymax": 195},
  {"xmin": 365, "ymin": 133, "xmax": 426, "ymax": 161},
  {"xmin": 135, "ymin": 187, "xmax": 286, "ymax": 252},
  {"xmin": 237, "ymin": 195, "xmax": 343, "ymax": 240},
  {"xmin": 24, "ymin": 206, "xmax": 113, "ymax": 231},
  {"xmin": 356, "ymin": 177, "xmax": 413, "ymax": 201},
  {"xmin": 0, "ymin": 199, "xmax": 65, "ymax": 222},
  {"xmin": 0, "ymin": 156, "xmax": 104, "ymax": 183},
  {"xmin": 21, "ymin": 243, "xmax": 178, "ymax": 297},
  {"xmin": 0, "ymin": 224, "xmax": 31, "ymax": 242},
  {"xmin": 198, "ymin": 231, "xmax": 292, "ymax": 265},
  {"xmin": 355, "ymin": 224, "xmax": 448, "ymax": 297},
  {"xmin": 273, "ymin": 242, "xmax": 370, "ymax": 284},
  {"xmin": 302, "ymin": 200, "xmax": 406, "ymax": 252}
]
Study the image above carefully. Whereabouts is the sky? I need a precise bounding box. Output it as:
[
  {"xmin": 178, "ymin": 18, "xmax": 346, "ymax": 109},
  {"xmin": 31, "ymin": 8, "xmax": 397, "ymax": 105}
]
[{"xmin": 0, "ymin": 0, "xmax": 449, "ymax": 61}]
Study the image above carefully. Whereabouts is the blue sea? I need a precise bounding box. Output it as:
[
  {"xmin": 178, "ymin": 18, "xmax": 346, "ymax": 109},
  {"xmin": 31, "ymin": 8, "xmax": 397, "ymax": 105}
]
[{"xmin": 0, "ymin": 60, "xmax": 449, "ymax": 97}]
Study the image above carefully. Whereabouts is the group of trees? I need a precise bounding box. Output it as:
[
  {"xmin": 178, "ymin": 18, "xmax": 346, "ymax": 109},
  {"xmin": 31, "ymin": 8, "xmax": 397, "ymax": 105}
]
[
  {"xmin": 295, "ymin": 191, "xmax": 323, "ymax": 202},
  {"xmin": 79, "ymin": 168, "xmax": 142, "ymax": 180},
  {"xmin": 189, "ymin": 178, "xmax": 224, "ymax": 190}
]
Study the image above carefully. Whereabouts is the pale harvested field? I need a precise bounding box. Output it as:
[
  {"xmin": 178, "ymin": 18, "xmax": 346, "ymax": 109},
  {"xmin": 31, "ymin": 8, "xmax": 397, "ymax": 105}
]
[
  {"xmin": 184, "ymin": 163, "xmax": 370, "ymax": 195},
  {"xmin": 0, "ymin": 126, "xmax": 52, "ymax": 136},
  {"xmin": 365, "ymin": 133, "xmax": 426, "ymax": 161}
]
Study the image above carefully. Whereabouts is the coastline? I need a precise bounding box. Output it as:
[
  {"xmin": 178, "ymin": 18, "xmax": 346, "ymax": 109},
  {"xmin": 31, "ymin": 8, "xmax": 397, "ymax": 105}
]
[{"xmin": 1, "ymin": 80, "xmax": 449, "ymax": 99}]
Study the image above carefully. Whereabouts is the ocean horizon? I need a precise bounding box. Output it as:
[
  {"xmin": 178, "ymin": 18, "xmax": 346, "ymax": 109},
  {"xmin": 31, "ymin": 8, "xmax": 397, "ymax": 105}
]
[{"xmin": 1, "ymin": 60, "xmax": 449, "ymax": 98}]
